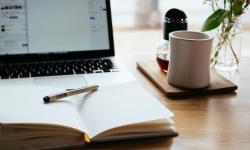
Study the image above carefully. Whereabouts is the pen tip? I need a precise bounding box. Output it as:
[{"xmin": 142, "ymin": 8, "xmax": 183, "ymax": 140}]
[{"xmin": 43, "ymin": 96, "xmax": 50, "ymax": 103}]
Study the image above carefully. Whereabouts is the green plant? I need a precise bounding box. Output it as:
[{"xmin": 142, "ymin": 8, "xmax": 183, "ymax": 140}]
[
  {"xmin": 202, "ymin": 0, "xmax": 249, "ymax": 67},
  {"xmin": 202, "ymin": 0, "xmax": 249, "ymax": 32}
]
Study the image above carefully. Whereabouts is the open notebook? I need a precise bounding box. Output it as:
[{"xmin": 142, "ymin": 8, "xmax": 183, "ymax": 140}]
[{"xmin": 0, "ymin": 82, "xmax": 178, "ymax": 149}]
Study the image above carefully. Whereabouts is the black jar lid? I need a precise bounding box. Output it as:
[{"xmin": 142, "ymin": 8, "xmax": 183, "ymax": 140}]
[
  {"xmin": 164, "ymin": 8, "xmax": 187, "ymax": 40},
  {"xmin": 165, "ymin": 8, "xmax": 187, "ymax": 20}
]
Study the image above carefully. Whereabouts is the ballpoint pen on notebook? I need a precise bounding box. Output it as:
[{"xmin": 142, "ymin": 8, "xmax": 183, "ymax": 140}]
[{"xmin": 43, "ymin": 85, "xmax": 99, "ymax": 103}]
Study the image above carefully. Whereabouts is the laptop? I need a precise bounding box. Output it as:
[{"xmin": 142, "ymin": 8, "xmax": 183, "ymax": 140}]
[{"xmin": 0, "ymin": 0, "xmax": 135, "ymax": 89}]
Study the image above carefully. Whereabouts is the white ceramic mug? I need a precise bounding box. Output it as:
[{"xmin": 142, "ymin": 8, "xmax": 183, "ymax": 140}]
[{"xmin": 167, "ymin": 31, "xmax": 213, "ymax": 89}]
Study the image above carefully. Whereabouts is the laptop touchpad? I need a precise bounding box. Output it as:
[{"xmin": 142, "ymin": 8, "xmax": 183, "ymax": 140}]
[{"xmin": 33, "ymin": 75, "xmax": 87, "ymax": 89}]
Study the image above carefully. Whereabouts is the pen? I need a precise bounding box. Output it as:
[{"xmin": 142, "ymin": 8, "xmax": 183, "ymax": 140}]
[{"xmin": 43, "ymin": 85, "xmax": 99, "ymax": 103}]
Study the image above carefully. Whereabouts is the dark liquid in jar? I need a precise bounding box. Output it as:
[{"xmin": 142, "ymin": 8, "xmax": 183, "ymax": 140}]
[{"xmin": 156, "ymin": 57, "xmax": 169, "ymax": 72}]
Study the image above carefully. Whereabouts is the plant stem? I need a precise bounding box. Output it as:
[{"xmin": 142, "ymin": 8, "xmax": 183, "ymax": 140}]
[
  {"xmin": 228, "ymin": 37, "xmax": 240, "ymax": 65},
  {"xmin": 211, "ymin": 17, "xmax": 240, "ymax": 67}
]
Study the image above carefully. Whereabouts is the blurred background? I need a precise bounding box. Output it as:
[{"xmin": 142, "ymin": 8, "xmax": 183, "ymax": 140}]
[{"xmin": 110, "ymin": 0, "xmax": 250, "ymax": 30}]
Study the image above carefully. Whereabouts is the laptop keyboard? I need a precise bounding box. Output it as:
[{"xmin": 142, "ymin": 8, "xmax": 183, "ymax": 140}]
[{"xmin": 0, "ymin": 59, "xmax": 118, "ymax": 79}]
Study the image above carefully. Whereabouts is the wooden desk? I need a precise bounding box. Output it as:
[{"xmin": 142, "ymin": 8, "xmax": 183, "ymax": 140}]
[{"xmin": 82, "ymin": 30, "xmax": 250, "ymax": 150}]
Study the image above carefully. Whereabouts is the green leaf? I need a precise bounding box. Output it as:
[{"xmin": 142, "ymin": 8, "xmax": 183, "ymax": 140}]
[
  {"xmin": 244, "ymin": 3, "xmax": 249, "ymax": 9},
  {"xmin": 232, "ymin": 0, "xmax": 245, "ymax": 16},
  {"xmin": 202, "ymin": 9, "xmax": 229, "ymax": 32}
]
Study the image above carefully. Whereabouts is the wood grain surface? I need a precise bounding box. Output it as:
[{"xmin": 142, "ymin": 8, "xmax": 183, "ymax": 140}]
[{"xmin": 77, "ymin": 30, "xmax": 250, "ymax": 150}]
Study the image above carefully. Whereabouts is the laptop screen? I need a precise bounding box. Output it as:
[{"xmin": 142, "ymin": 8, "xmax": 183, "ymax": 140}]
[{"xmin": 0, "ymin": 0, "xmax": 113, "ymax": 59}]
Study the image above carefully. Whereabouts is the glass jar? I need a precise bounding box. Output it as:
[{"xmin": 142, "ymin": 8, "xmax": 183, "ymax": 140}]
[
  {"xmin": 156, "ymin": 8, "xmax": 187, "ymax": 72},
  {"xmin": 211, "ymin": 18, "xmax": 243, "ymax": 71},
  {"xmin": 156, "ymin": 39, "xmax": 169, "ymax": 72}
]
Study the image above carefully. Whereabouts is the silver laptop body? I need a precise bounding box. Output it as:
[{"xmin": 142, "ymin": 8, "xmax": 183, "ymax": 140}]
[{"xmin": 0, "ymin": 0, "xmax": 135, "ymax": 89}]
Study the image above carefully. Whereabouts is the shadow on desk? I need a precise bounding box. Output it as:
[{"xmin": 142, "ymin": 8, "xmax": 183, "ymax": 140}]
[{"xmin": 85, "ymin": 137, "xmax": 174, "ymax": 150}]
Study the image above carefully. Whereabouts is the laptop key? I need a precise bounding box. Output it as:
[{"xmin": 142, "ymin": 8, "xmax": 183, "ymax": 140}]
[
  {"xmin": 62, "ymin": 69, "xmax": 73, "ymax": 75},
  {"xmin": 103, "ymin": 69, "xmax": 111, "ymax": 73},
  {"xmin": 10, "ymin": 73, "xmax": 18, "ymax": 79},
  {"xmin": 75, "ymin": 68, "xmax": 86, "ymax": 74},
  {"xmin": 94, "ymin": 70, "xmax": 103, "ymax": 73},
  {"xmin": 19, "ymin": 72, "xmax": 30, "ymax": 78},
  {"xmin": 1, "ymin": 74, "xmax": 9, "ymax": 79}
]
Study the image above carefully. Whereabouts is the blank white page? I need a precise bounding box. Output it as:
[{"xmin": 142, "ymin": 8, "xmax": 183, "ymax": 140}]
[
  {"xmin": 75, "ymin": 81, "xmax": 174, "ymax": 138},
  {"xmin": 0, "ymin": 86, "xmax": 87, "ymax": 133}
]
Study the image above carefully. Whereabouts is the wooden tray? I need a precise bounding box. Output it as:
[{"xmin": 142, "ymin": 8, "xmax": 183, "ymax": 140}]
[{"xmin": 136, "ymin": 59, "xmax": 238, "ymax": 99}]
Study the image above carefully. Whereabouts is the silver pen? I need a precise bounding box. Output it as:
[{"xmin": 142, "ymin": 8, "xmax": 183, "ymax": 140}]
[{"xmin": 43, "ymin": 85, "xmax": 99, "ymax": 103}]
